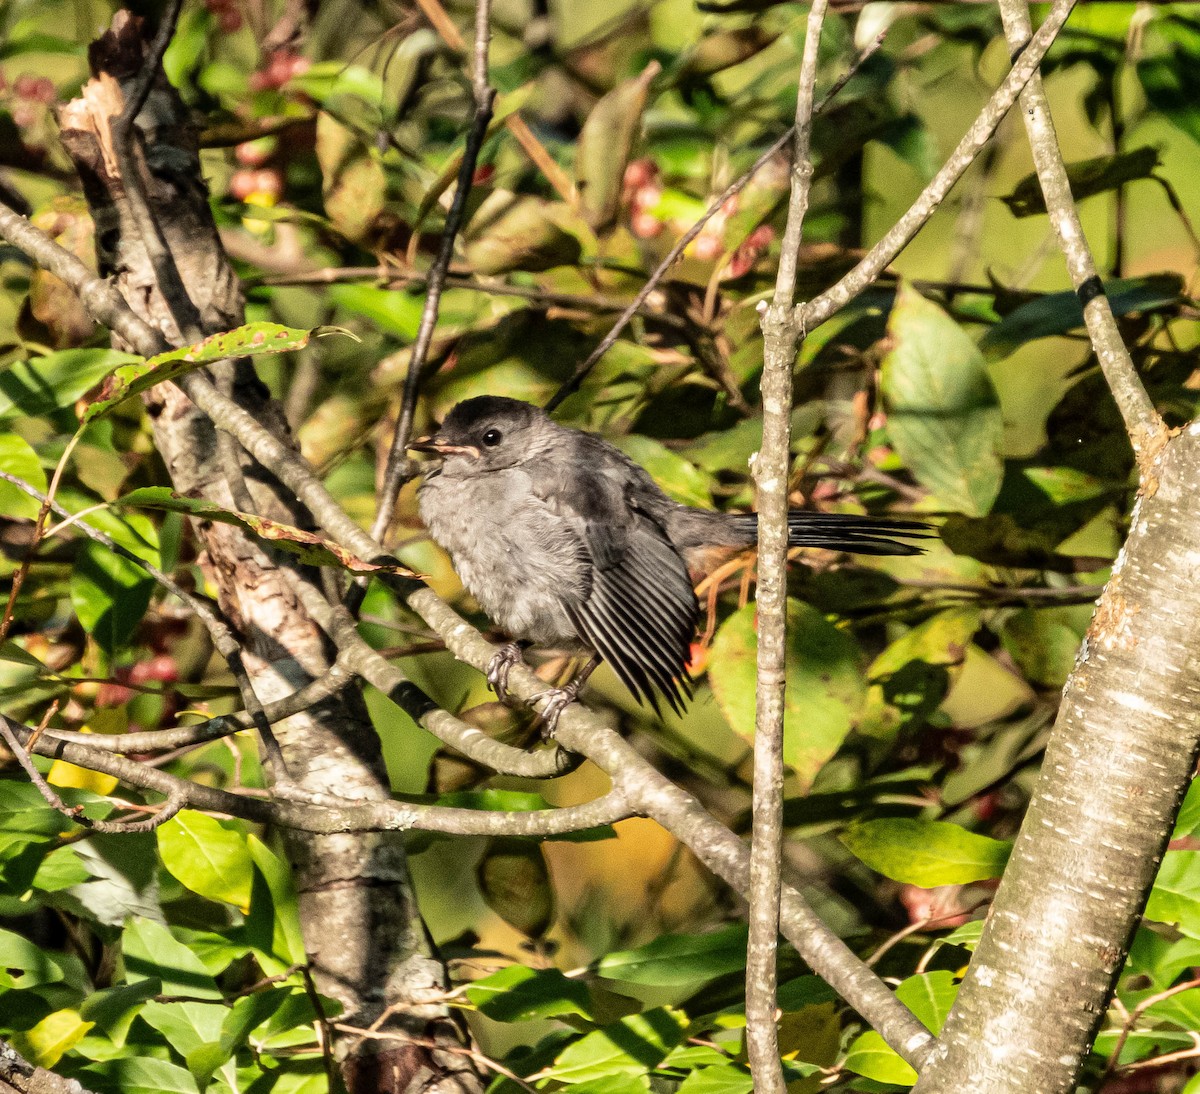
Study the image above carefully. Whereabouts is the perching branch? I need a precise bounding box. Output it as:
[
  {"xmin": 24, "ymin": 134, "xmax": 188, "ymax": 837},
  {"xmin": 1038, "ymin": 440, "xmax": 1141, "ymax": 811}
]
[
  {"xmin": 994, "ymin": 0, "xmax": 1167, "ymax": 466},
  {"xmin": 745, "ymin": 3, "xmax": 828, "ymax": 1090},
  {"xmin": 1, "ymin": 714, "xmax": 632, "ymax": 837},
  {"xmin": 370, "ymin": 0, "xmax": 496, "ymax": 545}
]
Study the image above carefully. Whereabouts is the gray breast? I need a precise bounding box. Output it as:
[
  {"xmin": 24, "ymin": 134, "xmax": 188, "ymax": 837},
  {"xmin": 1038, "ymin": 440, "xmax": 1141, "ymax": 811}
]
[{"xmin": 418, "ymin": 467, "xmax": 590, "ymax": 647}]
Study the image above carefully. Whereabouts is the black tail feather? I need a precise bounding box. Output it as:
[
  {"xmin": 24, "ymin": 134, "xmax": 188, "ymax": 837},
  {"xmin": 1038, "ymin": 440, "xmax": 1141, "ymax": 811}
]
[{"xmin": 785, "ymin": 512, "xmax": 934, "ymax": 556}]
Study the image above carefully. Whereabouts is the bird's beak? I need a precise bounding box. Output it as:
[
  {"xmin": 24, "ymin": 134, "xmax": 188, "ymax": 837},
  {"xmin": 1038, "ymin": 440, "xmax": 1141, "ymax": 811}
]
[{"xmin": 408, "ymin": 435, "xmax": 480, "ymax": 458}]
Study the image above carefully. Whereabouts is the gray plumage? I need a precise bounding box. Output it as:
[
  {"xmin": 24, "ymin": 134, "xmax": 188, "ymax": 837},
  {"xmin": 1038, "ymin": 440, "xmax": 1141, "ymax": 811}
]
[{"xmin": 414, "ymin": 395, "xmax": 930, "ymax": 715}]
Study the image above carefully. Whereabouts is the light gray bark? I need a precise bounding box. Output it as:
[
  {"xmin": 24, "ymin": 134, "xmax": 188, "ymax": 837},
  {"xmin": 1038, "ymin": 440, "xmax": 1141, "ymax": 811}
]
[{"xmin": 914, "ymin": 426, "xmax": 1200, "ymax": 1093}]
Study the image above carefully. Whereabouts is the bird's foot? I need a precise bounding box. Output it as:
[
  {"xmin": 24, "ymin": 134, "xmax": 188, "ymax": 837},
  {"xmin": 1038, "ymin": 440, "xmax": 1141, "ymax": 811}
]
[
  {"xmin": 533, "ymin": 655, "xmax": 600, "ymax": 739},
  {"xmin": 486, "ymin": 642, "xmax": 527, "ymax": 702},
  {"xmin": 534, "ymin": 684, "xmax": 580, "ymax": 740}
]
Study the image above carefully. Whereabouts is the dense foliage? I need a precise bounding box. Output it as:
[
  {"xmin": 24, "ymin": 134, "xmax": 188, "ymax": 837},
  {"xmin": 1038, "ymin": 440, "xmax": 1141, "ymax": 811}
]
[{"xmin": 2, "ymin": 0, "xmax": 1200, "ymax": 1090}]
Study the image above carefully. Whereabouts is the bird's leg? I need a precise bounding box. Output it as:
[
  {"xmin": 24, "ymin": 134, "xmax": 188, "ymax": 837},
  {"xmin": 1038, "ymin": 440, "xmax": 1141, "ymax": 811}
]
[
  {"xmin": 536, "ymin": 655, "xmax": 601, "ymax": 739},
  {"xmin": 486, "ymin": 640, "xmax": 531, "ymax": 702}
]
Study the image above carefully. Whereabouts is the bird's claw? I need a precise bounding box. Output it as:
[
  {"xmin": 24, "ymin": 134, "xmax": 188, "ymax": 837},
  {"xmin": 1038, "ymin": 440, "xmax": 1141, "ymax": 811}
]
[
  {"xmin": 534, "ymin": 686, "xmax": 578, "ymax": 740},
  {"xmin": 486, "ymin": 642, "xmax": 525, "ymax": 702}
]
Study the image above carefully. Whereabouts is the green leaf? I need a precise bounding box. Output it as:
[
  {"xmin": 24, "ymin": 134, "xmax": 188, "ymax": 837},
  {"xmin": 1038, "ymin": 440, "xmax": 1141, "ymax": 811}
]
[
  {"xmin": 709, "ymin": 599, "xmax": 864, "ymax": 790},
  {"xmin": 882, "ymin": 284, "xmax": 1003, "ymax": 516},
  {"xmin": 158, "ymin": 811, "xmax": 254, "ymax": 911},
  {"xmin": 1147, "ymin": 851, "xmax": 1200, "ymax": 937},
  {"xmin": 677, "ymin": 1064, "xmax": 753, "ymax": 1093},
  {"xmin": 576, "ymin": 62, "xmax": 660, "ymax": 231},
  {"xmin": 120, "ymin": 488, "xmax": 414, "ymax": 575},
  {"xmin": 70, "ymin": 540, "xmax": 154, "ymax": 654},
  {"xmin": 0, "ymin": 434, "xmax": 47, "ymax": 520},
  {"xmin": 0, "ymin": 349, "xmax": 140, "ymax": 421},
  {"xmin": 844, "ymin": 972, "xmax": 958, "ymax": 1087},
  {"xmin": 11, "ymin": 1009, "xmax": 93, "ymax": 1068},
  {"xmin": 1002, "ymin": 146, "xmax": 1160, "ymax": 216},
  {"xmin": 559, "ymin": 1077, "xmax": 650, "ymax": 1094},
  {"xmin": 79, "ymin": 1056, "xmax": 199, "ymax": 1094},
  {"xmin": 139, "ymin": 1000, "xmax": 225, "ymax": 1057},
  {"xmin": 0, "ymin": 780, "xmax": 107, "ymax": 834},
  {"xmin": 465, "ymin": 965, "xmax": 594, "ymax": 1022},
  {"xmin": 122, "ymin": 917, "xmax": 222, "ymax": 1000},
  {"xmin": 840, "ymin": 819, "xmax": 1011, "ymax": 886},
  {"xmin": 1175, "ymin": 780, "xmax": 1200, "ymax": 840},
  {"xmin": 597, "ymin": 924, "xmax": 749, "ymax": 987},
  {"xmin": 246, "ymin": 836, "xmax": 307, "ymax": 968},
  {"xmin": 543, "ymin": 1006, "xmax": 689, "ymax": 1084},
  {"xmin": 80, "ymin": 980, "xmax": 161, "ymax": 1050},
  {"xmin": 81, "ymin": 323, "xmax": 347, "ymax": 422},
  {"xmin": 843, "ymin": 1030, "xmax": 917, "ymax": 1085},
  {"xmin": 611, "ymin": 435, "xmax": 713, "ymax": 508},
  {"xmin": 860, "ymin": 608, "xmax": 980, "ymax": 739},
  {"xmin": 219, "ymin": 987, "xmax": 293, "ymax": 1055},
  {"xmin": 328, "ymin": 284, "xmax": 425, "ymax": 339},
  {"xmin": 0, "ymin": 926, "xmax": 66, "ymax": 989},
  {"xmin": 980, "ymin": 275, "xmax": 1183, "ymax": 360}
]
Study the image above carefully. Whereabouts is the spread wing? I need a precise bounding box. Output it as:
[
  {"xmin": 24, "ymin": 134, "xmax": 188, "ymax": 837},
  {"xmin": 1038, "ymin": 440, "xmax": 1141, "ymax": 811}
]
[{"xmin": 536, "ymin": 446, "xmax": 698, "ymax": 714}]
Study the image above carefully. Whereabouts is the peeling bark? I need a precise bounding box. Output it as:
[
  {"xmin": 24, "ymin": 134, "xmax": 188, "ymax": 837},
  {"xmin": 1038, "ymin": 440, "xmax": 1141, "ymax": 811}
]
[{"xmin": 57, "ymin": 14, "xmax": 482, "ymax": 1092}]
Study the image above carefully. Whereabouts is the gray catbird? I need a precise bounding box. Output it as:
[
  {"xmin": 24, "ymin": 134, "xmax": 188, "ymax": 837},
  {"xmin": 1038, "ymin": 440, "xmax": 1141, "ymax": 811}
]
[{"xmin": 412, "ymin": 395, "xmax": 931, "ymax": 728}]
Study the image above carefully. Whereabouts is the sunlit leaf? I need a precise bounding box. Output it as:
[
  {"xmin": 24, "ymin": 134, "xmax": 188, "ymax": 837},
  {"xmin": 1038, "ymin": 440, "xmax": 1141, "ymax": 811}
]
[
  {"xmin": 841, "ymin": 818, "xmax": 1011, "ymax": 885},
  {"xmin": 81, "ymin": 323, "xmax": 347, "ymax": 422},
  {"xmin": 709, "ymin": 599, "xmax": 865, "ymax": 789},
  {"xmin": 466, "ymin": 965, "xmax": 594, "ymax": 1022},
  {"xmin": 158, "ymin": 811, "xmax": 254, "ymax": 912},
  {"xmin": 122, "ymin": 917, "xmax": 222, "ymax": 1000},
  {"xmin": 11, "ymin": 1009, "xmax": 93, "ymax": 1068},
  {"xmin": 0, "ymin": 433, "xmax": 47, "ymax": 520},
  {"xmin": 543, "ymin": 1006, "xmax": 688, "ymax": 1084},
  {"xmin": 881, "ymin": 284, "xmax": 1003, "ymax": 516}
]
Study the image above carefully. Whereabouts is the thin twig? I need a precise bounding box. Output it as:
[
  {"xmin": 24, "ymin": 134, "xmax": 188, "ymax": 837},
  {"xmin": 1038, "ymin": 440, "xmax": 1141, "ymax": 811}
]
[
  {"xmin": 543, "ymin": 30, "xmax": 887, "ymax": 414},
  {"xmin": 0, "ymin": 714, "xmax": 186, "ymax": 833},
  {"xmin": 368, "ymin": 0, "xmax": 495, "ymax": 552},
  {"xmin": 0, "ymin": 470, "xmax": 289, "ymax": 781},
  {"xmin": 995, "ymin": 0, "xmax": 1167, "ymax": 467},
  {"xmin": 745, "ymin": 6, "xmax": 828, "ymax": 1091}
]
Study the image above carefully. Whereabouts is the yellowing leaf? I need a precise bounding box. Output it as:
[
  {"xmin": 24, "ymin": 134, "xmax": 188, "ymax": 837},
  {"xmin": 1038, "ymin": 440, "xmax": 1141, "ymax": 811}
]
[
  {"xmin": 11, "ymin": 1009, "xmax": 93, "ymax": 1068},
  {"xmin": 47, "ymin": 760, "xmax": 118, "ymax": 795}
]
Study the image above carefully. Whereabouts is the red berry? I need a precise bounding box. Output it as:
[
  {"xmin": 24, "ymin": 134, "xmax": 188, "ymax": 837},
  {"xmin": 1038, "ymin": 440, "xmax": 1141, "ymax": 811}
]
[
  {"xmin": 253, "ymin": 168, "xmax": 283, "ymax": 198},
  {"xmin": 228, "ymin": 169, "xmax": 258, "ymax": 199},
  {"xmin": 623, "ymin": 158, "xmax": 657, "ymax": 191},
  {"xmin": 631, "ymin": 211, "xmax": 663, "ymax": 239}
]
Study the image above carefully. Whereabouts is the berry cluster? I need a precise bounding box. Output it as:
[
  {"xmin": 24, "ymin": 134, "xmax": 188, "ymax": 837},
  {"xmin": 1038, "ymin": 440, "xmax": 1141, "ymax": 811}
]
[
  {"xmin": 5, "ymin": 72, "xmax": 56, "ymax": 130},
  {"xmin": 248, "ymin": 49, "xmax": 310, "ymax": 92}
]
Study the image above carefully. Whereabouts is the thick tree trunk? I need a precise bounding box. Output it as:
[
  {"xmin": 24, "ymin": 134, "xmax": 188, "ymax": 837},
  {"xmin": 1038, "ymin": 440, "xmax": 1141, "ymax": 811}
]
[
  {"xmin": 57, "ymin": 14, "xmax": 482, "ymax": 1093},
  {"xmin": 914, "ymin": 424, "xmax": 1200, "ymax": 1093}
]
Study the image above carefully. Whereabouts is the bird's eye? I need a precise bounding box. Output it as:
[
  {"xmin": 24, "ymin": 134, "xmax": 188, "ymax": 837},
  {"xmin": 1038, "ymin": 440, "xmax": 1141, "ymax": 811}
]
[{"xmin": 481, "ymin": 428, "xmax": 503, "ymax": 447}]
